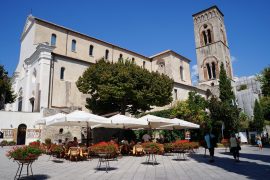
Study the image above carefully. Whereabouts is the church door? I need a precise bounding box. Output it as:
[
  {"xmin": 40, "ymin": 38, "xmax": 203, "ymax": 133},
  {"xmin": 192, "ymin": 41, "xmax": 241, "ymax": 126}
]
[{"xmin": 17, "ymin": 124, "xmax": 27, "ymax": 145}]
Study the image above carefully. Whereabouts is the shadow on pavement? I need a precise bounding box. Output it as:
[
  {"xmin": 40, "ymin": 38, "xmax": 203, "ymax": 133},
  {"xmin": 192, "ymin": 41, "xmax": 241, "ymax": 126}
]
[
  {"xmin": 220, "ymin": 152, "xmax": 270, "ymax": 163},
  {"xmin": 191, "ymin": 153, "xmax": 270, "ymax": 180},
  {"xmin": 20, "ymin": 174, "xmax": 50, "ymax": 180}
]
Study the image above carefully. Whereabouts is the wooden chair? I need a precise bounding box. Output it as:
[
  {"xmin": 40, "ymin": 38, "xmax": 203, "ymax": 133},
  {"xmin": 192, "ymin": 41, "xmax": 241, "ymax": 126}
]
[{"xmin": 69, "ymin": 147, "xmax": 80, "ymax": 161}]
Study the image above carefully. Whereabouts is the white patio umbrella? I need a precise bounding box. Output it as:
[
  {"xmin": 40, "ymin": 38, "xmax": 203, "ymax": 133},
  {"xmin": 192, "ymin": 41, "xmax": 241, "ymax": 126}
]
[
  {"xmin": 110, "ymin": 114, "xmax": 148, "ymax": 129},
  {"xmin": 138, "ymin": 114, "xmax": 173, "ymax": 129},
  {"xmin": 159, "ymin": 118, "xmax": 200, "ymax": 130},
  {"xmin": 35, "ymin": 113, "xmax": 66, "ymax": 125},
  {"xmin": 46, "ymin": 110, "xmax": 110, "ymax": 127}
]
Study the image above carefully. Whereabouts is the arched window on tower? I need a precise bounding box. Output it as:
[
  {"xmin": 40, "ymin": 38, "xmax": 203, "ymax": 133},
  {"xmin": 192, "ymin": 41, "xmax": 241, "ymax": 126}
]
[
  {"xmin": 180, "ymin": 66, "xmax": 184, "ymax": 81},
  {"xmin": 207, "ymin": 29, "xmax": 212, "ymax": 43},
  {"xmin": 212, "ymin": 62, "xmax": 216, "ymax": 79},
  {"xmin": 89, "ymin": 45, "xmax": 94, "ymax": 56},
  {"xmin": 105, "ymin": 49, "xmax": 109, "ymax": 60},
  {"xmin": 51, "ymin": 34, "xmax": 57, "ymax": 46},
  {"xmin": 202, "ymin": 31, "xmax": 207, "ymax": 45},
  {"xmin": 60, "ymin": 67, "xmax": 65, "ymax": 80},
  {"xmin": 206, "ymin": 63, "xmax": 212, "ymax": 79}
]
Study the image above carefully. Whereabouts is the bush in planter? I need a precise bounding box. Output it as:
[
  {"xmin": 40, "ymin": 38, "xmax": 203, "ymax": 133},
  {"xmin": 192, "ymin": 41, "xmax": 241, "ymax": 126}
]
[
  {"xmin": 6, "ymin": 146, "xmax": 43, "ymax": 161},
  {"xmin": 8, "ymin": 141, "xmax": 16, "ymax": 146},
  {"xmin": 91, "ymin": 142, "xmax": 119, "ymax": 154},
  {"xmin": 1, "ymin": 140, "xmax": 8, "ymax": 146},
  {"xmin": 164, "ymin": 143, "xmax": 173, "ymax": 153},
  {"xmin": 51, "ymin": 145, "xmax": 64, "ymax": 157},
  {"xmin": 142, "ymin": 142, "xmax": 162, "ymax": 153},
  {"xmin": 29, "ymin": 141, "xmax": 41, "ymax": 148}
]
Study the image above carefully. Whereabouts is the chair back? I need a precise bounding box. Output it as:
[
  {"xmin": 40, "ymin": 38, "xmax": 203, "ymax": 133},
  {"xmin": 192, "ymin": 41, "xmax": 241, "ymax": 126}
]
[{"xmin": 70, "ymin": 147, "xmax": 79, "ymax": 155}]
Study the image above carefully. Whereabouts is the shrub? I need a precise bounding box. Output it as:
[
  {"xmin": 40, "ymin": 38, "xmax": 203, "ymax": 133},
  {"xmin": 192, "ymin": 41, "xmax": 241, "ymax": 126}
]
[
  {"xmin": 90, "ymin": 142, "xmax": 119, "ymax": 154},
  {"xmin": 6, "ymin": 146, "xmax": 43, "ymax": 160},
  {"xmin": 142, "ymin": 142, "xmax": 162, "ymax": 153},
  {"xmin": 1, "ymin": 140, "xmax": 8, "ymax": 146},
  {"xmin": 164, "ymin": 143, "xmax": 173, "ymax": 153},
  {"xmin": 45, "ymin": 138, "xmax": 52, "ymax": 145},
  {"xmin": 29, "ymin": 141, "xmax": 41, "ymax": 148},
  {"xmin": 8, "ymin": 141, "xmax": 16, "ymax": 146}
]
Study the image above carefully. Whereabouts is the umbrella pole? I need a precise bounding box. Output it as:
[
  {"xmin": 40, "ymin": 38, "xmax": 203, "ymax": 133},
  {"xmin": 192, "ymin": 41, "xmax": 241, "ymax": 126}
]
[{"xmin": 86, "ymin": 122, "xmax": 89, "ymax": 147}]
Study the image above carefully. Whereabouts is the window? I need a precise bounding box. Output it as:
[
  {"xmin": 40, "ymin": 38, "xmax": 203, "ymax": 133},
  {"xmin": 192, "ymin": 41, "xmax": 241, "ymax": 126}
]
[
  {"xmin": 212, "ymin": 62, "xmax": 216, "ymax": 79},
  {"xmin": 105, "ymin": 49, "xmax": 109, "ymax": 60},
  {"xmin": 71, "ymin": 40, "xmax": 76, "ymax": 51},
  {"xmin": 18, "ymin": 97, "xmax": 22, "ymax": 112},
  {"xmin": 202, "ymin": 31, "xmax": 207, "ymax": 45},
  {"xmin": 174, "ymin": 89, "xmax": 178, "ymax": 100},
  {"xmin": 132, "ymin": 58, "xmax": 135, "ymax": 63},
  {"xmin": 207, "ymin": 29, "xmax": 212, "ymax": 43},
  {"xmin": 180, "ymin": 66, "xmax": 184, "ymax": 81},
  {"xmin": 206, "ymin": 63, "xmax": 212, "ymax": 79},
  {"xmin": 51, "ymin": 34, "xmax": 57, "ymax": 46},
  {"xmin": 143, "ymin": 61, "xmax": 146, "ymax": 69},
  {"xmin": 119, "ymin": 54, "xmax": 123, "ymax": 60},
  {"xmin": 59, "ymin": 128, "xmax": 63, "ymax": 134},
  {"xmin": 89, "ymin": 45, "xmax": 94, "ymax": 56},
  {"xmin": 60, "ymin": 67, "xmax": 65, "ymax": 80}
]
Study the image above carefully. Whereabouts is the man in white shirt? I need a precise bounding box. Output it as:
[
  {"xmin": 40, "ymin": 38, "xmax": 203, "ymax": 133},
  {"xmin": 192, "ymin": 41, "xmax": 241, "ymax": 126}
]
[{"xmin": 142, "ymin": 133, "xmax": 151, "ymax": 142}]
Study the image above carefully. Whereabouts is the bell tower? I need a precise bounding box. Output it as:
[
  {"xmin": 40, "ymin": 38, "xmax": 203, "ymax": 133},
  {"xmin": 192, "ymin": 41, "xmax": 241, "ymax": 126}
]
[{"xmin": 193, "ymin": 6, "xmax": 233, "ymax": 88}]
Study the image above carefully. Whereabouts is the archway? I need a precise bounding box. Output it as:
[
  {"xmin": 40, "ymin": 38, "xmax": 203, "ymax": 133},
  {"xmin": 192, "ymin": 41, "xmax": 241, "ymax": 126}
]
[{"xmin": 17, "ymin": 124, "xmax": 27, "ymax": 145}]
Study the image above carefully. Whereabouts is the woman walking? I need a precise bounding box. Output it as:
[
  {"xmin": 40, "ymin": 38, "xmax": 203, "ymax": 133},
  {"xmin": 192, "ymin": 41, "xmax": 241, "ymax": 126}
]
[
  {"xmin": 230, "ymin": 134, "xmax": 241, "ymax": 162},
  {"xmin": 256, "ymin": 135, "xmax": 263, "ymax": 151}
]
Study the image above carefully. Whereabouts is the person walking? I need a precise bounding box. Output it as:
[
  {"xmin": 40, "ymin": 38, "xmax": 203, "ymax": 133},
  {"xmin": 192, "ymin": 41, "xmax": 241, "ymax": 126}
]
[
  {"xmin": 230, "ymin": 134, "xmax": 240, "ymax": 162},
  {"xmin": 256, "ymin": 135, "xmax": 263, "ymax": 151},
  {"xmin": 204, "ymin": 130, "xmax": 216, "ymax": 162}
]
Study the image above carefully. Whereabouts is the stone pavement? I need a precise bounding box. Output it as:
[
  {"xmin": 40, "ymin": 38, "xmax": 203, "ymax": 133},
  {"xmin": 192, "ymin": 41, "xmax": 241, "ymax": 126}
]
[{"xmin": 0, "ymin": 145, "xmax": 269, "ymax": 180}]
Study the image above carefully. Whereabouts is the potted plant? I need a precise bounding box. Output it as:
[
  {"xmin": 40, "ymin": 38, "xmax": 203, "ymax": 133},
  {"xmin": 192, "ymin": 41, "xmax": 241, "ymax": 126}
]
[
  {"xmin": 50, "ymin": 145, "xmax": 64, "ymax": 158},
  {"xmin": 6, "ymin": 146, "xmax": 43, "ymax": 163},
  {"xmin": 164, "ymin": 143, "xmax": 173, "ymax": 153},
  {"xmin": 142, "ymin": 142, "xmax": 161, "ymax": 154},
  {"xmin": 91, "ymin": 142, "xmax": 118, "ymax": 155}
]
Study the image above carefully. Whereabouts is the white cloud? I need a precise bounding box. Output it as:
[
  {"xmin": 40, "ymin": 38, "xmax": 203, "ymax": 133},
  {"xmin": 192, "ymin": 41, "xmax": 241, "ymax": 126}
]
[
  {"xmin": 191, "ymin": 64, "xmax": 199, "ymax": 85},
  {"xmin": 231, "ymin": 56, "xmax": 237, "ymax": 63}
]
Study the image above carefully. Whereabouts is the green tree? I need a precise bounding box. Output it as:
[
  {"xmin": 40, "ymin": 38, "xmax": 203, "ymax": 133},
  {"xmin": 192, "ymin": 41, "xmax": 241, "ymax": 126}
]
[
  {"xmin": 253, "ymin": 99, "xmax": 264, "ymax": 132},
  {"xmin": 260, "ymin": 96, "xmax": 270, "ymax": 121},
  {"xmin": 0, "ymin": 65, "xmax": 16, "ymax": 109},
  {"xmin": 258, "ymin": 65, "xmax": 270, "ymax": 96},
  {"xmin": 76, "ymin": 59, "xmax": 174, "ymax": 115},
  {"xmin": 208, "ymin": 62, "xmax": 240, "ymax": 137},
  {"xmin": 238, "ymin": 112, "xmax": 250, "ymax": 130},
  {"xmin": 172, "ymin": 91, "xmax": 209, "ymax": 126}
]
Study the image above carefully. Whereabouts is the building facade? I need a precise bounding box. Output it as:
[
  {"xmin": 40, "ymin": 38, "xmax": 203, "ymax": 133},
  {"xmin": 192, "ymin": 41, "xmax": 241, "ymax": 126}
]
[{"xmin": 6, "ymin": 15, "xmax": 205, "ymax": 114}]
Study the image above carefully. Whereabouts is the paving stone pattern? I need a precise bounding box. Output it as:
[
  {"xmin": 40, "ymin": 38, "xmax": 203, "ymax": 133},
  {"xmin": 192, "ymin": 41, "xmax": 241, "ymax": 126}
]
[{"xmin": 0, "ymin": 145, "xmax": 269, "ymax": 180}]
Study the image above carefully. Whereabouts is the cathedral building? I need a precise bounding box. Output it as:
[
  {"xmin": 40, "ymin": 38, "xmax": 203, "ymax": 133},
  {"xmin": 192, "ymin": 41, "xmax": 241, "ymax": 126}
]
[{"xmin": 1, "ymin": 5, "xmax": 234, "ymax": 145}]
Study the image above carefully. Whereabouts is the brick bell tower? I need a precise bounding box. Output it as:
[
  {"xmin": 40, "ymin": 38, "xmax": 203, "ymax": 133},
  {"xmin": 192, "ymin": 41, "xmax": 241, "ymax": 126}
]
[{"xmin": 193, "ymin": 6, "xmax": 233, "ymax": 95}]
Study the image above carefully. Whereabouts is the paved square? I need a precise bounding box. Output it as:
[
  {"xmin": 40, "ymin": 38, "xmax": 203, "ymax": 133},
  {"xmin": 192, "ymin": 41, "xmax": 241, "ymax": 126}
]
[{"xmin": 0, "ymin": 145, "xmax": 269, "ymax": 180}]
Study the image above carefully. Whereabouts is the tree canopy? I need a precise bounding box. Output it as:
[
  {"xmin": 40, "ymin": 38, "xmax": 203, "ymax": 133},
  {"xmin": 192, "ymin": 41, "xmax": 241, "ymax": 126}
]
[
  {"xmin": 253, "ymin": 99, "xmax": 264, "ymax": 132},
  {"xmin": 258, "ymin": 65, "xmax": 270, "ymax": 97},
  {"xmin": 0, "ymin": 65, "xmax": 16, "ymax": 109},
  {"xmin": 76, "ymin": 59, "xmax": 174, "ymax": 115},
  {"xmin": 208, "ymin": 62, "xmax": 240, "ymax": 137}
]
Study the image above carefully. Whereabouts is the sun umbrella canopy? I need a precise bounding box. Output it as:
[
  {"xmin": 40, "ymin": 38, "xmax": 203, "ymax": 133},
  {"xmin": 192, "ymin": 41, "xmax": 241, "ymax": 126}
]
[
  {"xmin": 46, "ymin": 110, "xmax": 110, "ymax": 127},
  {"xmin": 110, "ymin": 114, "xmax": 148, "ymax": 129},
  {"xmin": 159, "ymin": 118, "xmax": 200, "ymax": 130},
  {"xmin": 35, "ymin": 113, "xmax": 66, "ymax": 125},
  {"xmin": 138, "ymin": 114, "xmax": 173, "ymax": 129}
]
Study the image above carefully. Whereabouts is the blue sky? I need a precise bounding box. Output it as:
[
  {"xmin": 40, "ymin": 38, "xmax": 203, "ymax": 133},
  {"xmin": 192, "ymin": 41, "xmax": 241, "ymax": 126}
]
[{"xmin": 0, "ymin": 0, "xmax": 269, "ymax": 83}]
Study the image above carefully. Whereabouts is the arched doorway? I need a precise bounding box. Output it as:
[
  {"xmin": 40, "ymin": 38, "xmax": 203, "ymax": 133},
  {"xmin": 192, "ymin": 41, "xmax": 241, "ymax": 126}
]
[{"xmin": 17, "ymin": 124, "xmax": 27, "ymax": 145}]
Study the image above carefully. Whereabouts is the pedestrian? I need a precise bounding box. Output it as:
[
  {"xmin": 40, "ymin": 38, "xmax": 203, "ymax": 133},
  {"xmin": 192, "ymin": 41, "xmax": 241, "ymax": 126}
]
[
  {"xmin": 230, "ymin": 134, "xmax": 240, "ymax": 162},
  {"xmin": 204, "ymin": 129, "xmax": 216, "ymax": 162},
  {"xmin": 256, "ymin": 135, "xmax": 263, "ymax": 151},
  {"xmin": 142, "ymin": 133, "xmax": 151, "ymax": 142}
]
